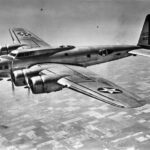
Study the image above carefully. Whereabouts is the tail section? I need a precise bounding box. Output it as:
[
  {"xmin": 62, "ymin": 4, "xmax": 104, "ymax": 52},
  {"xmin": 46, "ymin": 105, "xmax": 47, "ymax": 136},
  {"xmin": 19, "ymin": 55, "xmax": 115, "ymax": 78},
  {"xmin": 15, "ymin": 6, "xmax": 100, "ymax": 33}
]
[{"xmin": 138, "ymin": 14, "xmax": 150, "ymax": 48}]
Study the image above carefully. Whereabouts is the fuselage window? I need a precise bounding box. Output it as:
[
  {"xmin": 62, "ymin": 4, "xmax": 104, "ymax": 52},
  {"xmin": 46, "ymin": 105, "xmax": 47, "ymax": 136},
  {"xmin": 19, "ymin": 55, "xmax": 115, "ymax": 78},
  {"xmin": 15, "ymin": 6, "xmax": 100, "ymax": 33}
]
[
  {"xmin": 24, "ymin": 53, "xmax": 29, "ymax": 57},
  {"xmin": 4, "ymin": 65, "xmax": 8, "ymax": 69},
  {"xmin": 87, "ymin": 54, "xmax": 91, "ymax": 58},
  {"xmin": 99, "ymin": 49, "xmax": 107, "ymax": 56},
  {"xmin": 64, "ymin": 53, "xmax": 69, "ymax": 56},
  {"xmin": 0, "ymin": 66, "xmax": 2, "ymax": 70},
  {"xmin": 17, "ymin": 52, "xmax": 34, "ymax": 58},
  {"xmin": 17, "ymin": 53, "xmax": 24, "ymax": 57},
  {"xmin": 107, "ymin": 49, "xmax": 114, "ymax": 55},
  {"xmin": 103, "ymin": 50, "xmax": 107, "ymax": 55},
  {"xmin": 116, "ymin": 53, "xmax": 121, "ymax": 56}
]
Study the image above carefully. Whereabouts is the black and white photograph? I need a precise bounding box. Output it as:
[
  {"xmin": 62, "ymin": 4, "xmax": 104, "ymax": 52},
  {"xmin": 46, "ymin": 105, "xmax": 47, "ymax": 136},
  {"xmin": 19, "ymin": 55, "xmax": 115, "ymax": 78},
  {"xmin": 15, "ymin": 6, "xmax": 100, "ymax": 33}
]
[{"xmin": 0, "ymin": 0, "xmax": 150, "ymax": 149}]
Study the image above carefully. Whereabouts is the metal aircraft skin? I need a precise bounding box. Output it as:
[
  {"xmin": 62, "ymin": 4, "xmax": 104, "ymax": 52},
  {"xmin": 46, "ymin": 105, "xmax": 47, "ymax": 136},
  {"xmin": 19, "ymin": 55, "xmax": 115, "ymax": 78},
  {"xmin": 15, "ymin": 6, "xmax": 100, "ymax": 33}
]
[{"xmin": 0, "ymin": 15, "xmax": 149, "ymax": 109}]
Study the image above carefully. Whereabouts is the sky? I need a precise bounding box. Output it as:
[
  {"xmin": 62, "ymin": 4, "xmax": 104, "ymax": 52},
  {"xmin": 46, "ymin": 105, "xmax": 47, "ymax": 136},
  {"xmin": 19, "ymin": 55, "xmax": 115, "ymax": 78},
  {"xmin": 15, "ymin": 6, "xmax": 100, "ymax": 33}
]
[{"xmin": 0, "ymin": 0, "xmax": 150, "ymax": 46}]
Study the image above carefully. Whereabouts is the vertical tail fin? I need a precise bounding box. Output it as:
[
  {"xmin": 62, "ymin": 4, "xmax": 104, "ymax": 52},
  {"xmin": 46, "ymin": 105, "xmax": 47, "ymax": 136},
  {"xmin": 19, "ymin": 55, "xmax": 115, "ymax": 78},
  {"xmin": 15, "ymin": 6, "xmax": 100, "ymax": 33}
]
[{"xmin": 138, "ymin": 14, "xmax": 150, "ymax": 48}]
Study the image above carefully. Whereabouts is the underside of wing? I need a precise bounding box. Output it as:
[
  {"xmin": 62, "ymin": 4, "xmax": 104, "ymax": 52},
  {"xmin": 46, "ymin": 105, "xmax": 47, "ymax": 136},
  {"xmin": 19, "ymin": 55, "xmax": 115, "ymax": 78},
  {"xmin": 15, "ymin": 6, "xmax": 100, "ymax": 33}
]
[
  {"xmin": 40, "ymin": 64, "xmax": 146, "ymax": 108},
  {"xmin": 9, "ymin": 28, "xmax": 51, "ymax": 49},
  {"xmin": 129, "ymin": 49, "xmax": 150, "ymax": 57}
]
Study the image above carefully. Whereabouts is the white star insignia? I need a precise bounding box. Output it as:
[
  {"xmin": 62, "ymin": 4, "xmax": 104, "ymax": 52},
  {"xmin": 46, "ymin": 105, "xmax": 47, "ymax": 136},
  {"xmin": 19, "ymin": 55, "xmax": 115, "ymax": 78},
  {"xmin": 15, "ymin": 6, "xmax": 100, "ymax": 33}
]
[
  {"xmin": 17, "ymin": 32, "xmax": 31, "ymax": 37},
  {"xmin": 97, "ymin": 87, "xmax": 122, "ymax": 94}
]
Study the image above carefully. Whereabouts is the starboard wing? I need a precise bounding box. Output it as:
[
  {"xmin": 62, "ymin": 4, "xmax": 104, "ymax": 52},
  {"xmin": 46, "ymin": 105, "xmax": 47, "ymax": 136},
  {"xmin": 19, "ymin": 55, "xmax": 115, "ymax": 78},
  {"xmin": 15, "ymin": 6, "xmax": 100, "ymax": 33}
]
[{"xmin": 40, "ymin": 64, "xmax": 146, "ymax": 108}]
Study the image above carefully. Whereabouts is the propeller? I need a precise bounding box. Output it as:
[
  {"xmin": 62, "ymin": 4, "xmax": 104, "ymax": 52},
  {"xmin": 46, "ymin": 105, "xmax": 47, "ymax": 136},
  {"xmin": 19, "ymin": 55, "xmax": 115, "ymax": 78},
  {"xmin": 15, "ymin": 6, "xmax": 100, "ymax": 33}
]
[
  {"xmin": 24, "ymin": 85, "xmax": 30, "ymax": 96},
  {"xmin": 23, "ymin": 69, "xmax": 31, "ymax": 96},
  {"xmin": 9, "ymin": 58, "xmax": 15, "ymax": 94}
]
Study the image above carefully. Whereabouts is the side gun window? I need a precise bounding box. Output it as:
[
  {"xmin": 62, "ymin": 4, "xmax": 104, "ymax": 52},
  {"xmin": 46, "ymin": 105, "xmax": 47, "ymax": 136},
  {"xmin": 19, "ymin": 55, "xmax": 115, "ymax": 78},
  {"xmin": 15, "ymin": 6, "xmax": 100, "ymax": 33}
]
[
  {"xmin": 107, "ymin": 49, "xmax": 114, "ymax": 55},
  {"xmin": 99, "ymin": 49, "xmax": 107, "ymax": 56}
]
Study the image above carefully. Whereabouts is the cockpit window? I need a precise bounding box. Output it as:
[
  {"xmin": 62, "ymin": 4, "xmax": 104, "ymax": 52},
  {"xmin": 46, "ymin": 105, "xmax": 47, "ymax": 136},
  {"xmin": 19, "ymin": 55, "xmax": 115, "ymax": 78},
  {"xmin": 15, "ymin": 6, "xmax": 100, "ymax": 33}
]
[
  {"xmin": 17, "ymin": 52, "xmax": 35, "ymax": 58},
  {"xmin": 0, "ymin": 65, "xmax": 9, "ymax": 70}
]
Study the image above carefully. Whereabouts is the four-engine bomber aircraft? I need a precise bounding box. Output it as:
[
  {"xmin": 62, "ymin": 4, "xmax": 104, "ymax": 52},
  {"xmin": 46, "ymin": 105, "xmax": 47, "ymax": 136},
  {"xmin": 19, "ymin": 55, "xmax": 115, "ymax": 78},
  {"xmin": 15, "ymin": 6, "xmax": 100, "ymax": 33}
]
[{"xmin": 0, "ymin": 15, "xmax": 149, "ymax": 108}]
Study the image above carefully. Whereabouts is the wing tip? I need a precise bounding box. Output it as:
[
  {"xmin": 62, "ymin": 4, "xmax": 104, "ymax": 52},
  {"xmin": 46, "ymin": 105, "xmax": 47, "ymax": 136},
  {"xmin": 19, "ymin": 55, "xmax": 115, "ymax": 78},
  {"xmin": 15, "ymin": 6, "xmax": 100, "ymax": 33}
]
[
  {"xmin": 125, "ymin": 99, "xmax": 146, "ymax": 109},
  {"xmin": 111, "ymin": 99, "xmax": 146, "ymax": 109}
]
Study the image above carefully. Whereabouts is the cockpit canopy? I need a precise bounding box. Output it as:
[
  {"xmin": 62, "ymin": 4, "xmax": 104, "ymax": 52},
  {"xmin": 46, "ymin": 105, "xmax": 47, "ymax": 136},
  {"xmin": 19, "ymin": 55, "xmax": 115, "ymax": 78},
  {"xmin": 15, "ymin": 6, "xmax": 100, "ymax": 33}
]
[{"xmin": 9, "ymin": 50, "xmax": 35, "ymax": 58}]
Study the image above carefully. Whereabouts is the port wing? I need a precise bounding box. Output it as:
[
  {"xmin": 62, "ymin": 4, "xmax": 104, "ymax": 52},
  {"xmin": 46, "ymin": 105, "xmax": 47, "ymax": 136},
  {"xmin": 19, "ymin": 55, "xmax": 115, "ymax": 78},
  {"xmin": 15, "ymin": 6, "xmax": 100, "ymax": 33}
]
[{"xmin": 9, "ymin": 28, "xmax": 51, "ymax": 49}]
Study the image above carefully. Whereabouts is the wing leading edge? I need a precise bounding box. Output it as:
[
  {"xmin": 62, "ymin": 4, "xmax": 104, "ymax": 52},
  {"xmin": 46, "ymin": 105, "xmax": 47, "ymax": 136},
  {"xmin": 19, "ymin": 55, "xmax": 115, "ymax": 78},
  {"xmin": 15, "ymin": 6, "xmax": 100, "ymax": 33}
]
[{"xmin": 40, "ymin": 64, "xmax": 146, "ymax": 108}]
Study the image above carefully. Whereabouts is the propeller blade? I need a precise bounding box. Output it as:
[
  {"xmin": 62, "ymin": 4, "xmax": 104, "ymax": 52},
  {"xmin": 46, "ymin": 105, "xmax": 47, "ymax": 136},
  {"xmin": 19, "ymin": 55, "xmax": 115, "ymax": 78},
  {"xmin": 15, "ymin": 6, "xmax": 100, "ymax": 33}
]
[
  {"xmin": 23, "ymin": 69, "xmax": 31, "ymax": 96},
  {"xmin": 11, "ymin": 80, "xmax": 15, "ymax": 93},
  {"xmin": 9, "ymin": 59, "xmax": 15, "ymax": 94},
  {"xmin": 27, "ymin": 87, "xmax": 30, "ymax": 96}
]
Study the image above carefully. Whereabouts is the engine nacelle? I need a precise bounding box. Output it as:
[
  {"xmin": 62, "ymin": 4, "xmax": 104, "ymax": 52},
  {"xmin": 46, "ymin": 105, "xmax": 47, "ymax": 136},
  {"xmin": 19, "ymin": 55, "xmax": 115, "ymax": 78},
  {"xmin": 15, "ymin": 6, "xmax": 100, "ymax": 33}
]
[
  {"xmin": 28, "ymin": 75, "xmax": 64, "ymax": 94},
  {"xmin": 0, "ymin": 44, "xmax": 24, "ymax": 55},
  {"xmin": 12, "ymin": 70, "xmax": 26, "ymax": 86},
  {"xmin": 12, "ymin": 65, "xmax": 44, "ymax": 86}
]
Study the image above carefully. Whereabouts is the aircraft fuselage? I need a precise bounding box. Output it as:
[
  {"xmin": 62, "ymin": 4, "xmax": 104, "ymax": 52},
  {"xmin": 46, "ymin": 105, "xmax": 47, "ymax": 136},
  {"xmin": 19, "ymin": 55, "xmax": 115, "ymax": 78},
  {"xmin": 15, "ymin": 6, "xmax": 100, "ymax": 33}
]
[{"xmin": 0, "ymin": 45, "xmax": 140, "ymax": 77}]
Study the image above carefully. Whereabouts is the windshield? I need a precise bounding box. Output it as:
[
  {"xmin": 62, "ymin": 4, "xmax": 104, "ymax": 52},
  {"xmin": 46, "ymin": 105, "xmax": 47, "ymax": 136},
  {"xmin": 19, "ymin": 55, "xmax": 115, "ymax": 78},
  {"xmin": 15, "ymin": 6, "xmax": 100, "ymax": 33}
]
[{"xmin": 9, "ymin": 52, "xmax": 17, "ymax": 57}]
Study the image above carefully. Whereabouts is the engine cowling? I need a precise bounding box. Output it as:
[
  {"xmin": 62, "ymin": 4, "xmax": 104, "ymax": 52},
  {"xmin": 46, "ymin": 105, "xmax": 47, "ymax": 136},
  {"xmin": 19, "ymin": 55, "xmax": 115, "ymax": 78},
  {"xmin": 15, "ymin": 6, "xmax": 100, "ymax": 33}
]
[
  {"xmin": 11, "ymin": 65, "xmax": 44, "ymax": 86},
  {"xmin": 12, "ymin": 70, "xmax": 26, "ymax": 86},
  {"xmin": 28, "ymin": 75, "xmax": 64, "ymax": 94}
]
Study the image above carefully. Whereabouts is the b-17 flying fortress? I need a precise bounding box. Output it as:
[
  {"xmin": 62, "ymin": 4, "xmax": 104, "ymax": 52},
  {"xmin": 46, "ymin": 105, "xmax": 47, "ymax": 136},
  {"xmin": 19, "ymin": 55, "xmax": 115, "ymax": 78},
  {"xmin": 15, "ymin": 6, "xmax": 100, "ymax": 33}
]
[
  {"xmin": 0, "ymin": 1, "xmax": 150, "ymax": 147},
  {"xmin": 0, "ymin": 15, "xmax": 150, "ymax": 109}
]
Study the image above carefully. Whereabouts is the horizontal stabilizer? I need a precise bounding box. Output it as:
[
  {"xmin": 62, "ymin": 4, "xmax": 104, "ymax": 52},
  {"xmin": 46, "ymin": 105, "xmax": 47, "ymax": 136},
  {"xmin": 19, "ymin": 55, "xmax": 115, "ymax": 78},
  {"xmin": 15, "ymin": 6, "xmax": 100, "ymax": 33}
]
[{"xmin": 129, "ymin": 49, "xmax": 150, "ymax": 57}]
